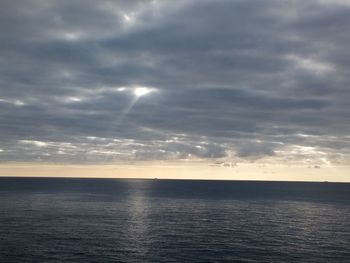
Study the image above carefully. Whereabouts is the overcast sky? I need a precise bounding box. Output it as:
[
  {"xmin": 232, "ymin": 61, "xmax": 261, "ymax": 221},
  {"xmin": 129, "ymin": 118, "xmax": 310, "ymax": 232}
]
[{"xmin": 0, "ymin": 0, "xmax": 349, "ymax": 165}]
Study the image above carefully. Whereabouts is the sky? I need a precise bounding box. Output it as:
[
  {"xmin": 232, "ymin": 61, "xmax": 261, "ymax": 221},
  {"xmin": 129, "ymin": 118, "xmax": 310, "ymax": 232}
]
[{"xmin": 0, "ymin": 0, "xmax": 350, "ymax": 180}]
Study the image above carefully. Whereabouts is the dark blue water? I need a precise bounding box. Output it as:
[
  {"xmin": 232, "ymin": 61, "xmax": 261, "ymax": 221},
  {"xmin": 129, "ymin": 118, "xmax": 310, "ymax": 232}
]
[{"xmin": 0, "ymin": 178, "xmax": 349, "ymax": 262}]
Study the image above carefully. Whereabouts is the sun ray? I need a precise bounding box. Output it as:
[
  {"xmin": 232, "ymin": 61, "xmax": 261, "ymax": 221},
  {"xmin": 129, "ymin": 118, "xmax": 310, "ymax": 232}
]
[
  {"xmin": 116, "ymin": 96, "xmax": 140, "ymax": 125},
  {"xmin": 116, "ymin": 86, "xmax": 155, "ymax": 125}
]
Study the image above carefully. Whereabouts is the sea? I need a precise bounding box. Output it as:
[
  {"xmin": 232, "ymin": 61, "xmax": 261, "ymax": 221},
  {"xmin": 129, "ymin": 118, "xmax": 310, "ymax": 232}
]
[{"xmin": 0, "ymin": 177, "xmax": 349, "ymax": 262}]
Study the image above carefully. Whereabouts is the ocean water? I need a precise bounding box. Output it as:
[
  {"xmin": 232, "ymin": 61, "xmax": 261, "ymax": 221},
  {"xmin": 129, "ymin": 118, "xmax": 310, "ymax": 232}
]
[{"xmin": 0, "ymin": 178, "xmax": 349, "ymax": 262}]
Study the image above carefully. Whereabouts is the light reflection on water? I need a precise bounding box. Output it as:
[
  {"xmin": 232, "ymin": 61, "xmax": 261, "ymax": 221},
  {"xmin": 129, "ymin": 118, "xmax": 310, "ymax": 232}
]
[{"xmin": 0, "ymin": 178, "xmax": 349, "ymax": 262}]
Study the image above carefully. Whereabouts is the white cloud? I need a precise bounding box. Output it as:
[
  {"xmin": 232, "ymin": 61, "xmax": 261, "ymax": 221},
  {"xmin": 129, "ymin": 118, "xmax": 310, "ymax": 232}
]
[{"xmin": 287, "ymin": 54, "xmax": 334, "ymax": 74}]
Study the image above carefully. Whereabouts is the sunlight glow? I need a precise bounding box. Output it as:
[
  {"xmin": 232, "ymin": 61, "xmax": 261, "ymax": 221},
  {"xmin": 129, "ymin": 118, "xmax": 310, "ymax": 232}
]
[
  {"xmin": 20, "ymin": 140, "xmax": 48, "ymax": 147},
  {"xmin": 134, "ymin": 87, "xmax": 152, "ymax": 97},
  {"xmin": 114, "ymin": 86, "xmax": 157, "ymax": 125}
]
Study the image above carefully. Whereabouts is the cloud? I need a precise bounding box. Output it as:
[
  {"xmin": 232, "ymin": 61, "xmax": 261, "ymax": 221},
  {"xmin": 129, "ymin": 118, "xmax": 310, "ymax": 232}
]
[{"xmin": 0, "ymin": 0, "xmax": 349, "ymax": 165}]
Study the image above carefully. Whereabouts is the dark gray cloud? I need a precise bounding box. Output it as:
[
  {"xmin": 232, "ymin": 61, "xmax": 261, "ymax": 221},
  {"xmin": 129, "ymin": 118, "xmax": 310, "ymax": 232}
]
[{"xmin": 0, "ymin": 0, "xmax": 349, "ymax": 165}]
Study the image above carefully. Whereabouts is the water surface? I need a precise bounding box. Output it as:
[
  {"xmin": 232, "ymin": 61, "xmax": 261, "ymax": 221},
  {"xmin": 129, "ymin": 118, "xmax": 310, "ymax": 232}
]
[{"xmin": 0, "ymin": 178, "xmax": 349, "ymax": 262}]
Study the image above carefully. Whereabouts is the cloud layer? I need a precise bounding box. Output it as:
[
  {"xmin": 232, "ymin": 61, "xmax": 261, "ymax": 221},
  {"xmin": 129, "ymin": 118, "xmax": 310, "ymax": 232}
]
[{"xmin": 0, "ymin": 0, "xmax": 349, "ymax": 165}]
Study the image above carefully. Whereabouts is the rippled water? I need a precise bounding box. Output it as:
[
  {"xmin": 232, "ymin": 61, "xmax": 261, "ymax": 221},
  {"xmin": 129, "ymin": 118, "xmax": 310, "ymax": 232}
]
[{"xmin": 0, "ymin": 178, "xmax": 349, "ymax": 262}]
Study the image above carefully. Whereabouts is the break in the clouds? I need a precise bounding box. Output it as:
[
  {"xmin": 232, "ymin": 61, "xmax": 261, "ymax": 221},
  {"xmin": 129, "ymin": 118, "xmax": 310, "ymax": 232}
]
[{"xmin": 0, "ymin": 0, "xmax": 350, "ymax": 165}]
